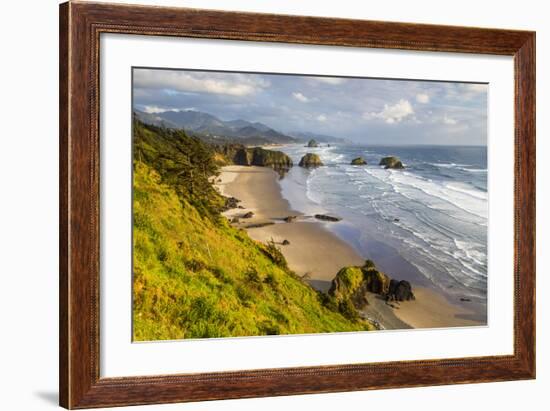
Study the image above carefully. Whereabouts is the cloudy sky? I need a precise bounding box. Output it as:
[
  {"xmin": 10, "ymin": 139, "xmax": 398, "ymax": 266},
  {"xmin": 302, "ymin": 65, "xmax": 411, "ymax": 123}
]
[{"xmin": 133, "ymin": 68, "xmax": 487, "ymax": 145}]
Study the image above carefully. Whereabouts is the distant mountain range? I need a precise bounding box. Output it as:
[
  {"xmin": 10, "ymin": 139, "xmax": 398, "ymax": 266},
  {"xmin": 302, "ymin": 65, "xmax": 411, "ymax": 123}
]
[{"xmin": 134, "ymin": 109, "xmax": 298, "ymax": 145}]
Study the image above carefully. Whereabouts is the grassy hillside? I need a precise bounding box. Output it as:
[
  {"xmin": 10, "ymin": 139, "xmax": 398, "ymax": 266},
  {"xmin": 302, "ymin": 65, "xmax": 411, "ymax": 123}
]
[{"xmin": 132, "ymin": 120, "xmax": 373, "ymax": 340}]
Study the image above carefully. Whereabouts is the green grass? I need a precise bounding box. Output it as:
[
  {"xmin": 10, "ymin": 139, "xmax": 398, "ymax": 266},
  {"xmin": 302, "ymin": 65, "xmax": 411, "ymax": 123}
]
[
  {"xmin": 132, "ymin": 120, "xmax": 373, "ymax": 340},
  {"xmin": 330, "ymin": 267, "xmax": 365, "ymax": 303}
]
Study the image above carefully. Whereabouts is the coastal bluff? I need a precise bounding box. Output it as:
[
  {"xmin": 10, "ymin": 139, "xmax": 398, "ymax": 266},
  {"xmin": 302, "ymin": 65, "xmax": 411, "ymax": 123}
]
[{"xmin": 133, "ymin": 120, "xmax": 376, "ymax": 340}]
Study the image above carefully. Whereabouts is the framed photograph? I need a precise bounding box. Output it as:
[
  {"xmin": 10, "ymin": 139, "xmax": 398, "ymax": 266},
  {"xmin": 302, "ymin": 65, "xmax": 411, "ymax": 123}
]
[{"xmin": 59, "ymin": 2, "xmax": 535, "ymax": 408}]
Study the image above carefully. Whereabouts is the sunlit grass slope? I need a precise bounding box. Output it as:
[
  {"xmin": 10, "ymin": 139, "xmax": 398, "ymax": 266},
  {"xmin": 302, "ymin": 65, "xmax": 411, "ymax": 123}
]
[{"xmin": 132, "ymin": 121, "xmax": 372, "ymax": 340}]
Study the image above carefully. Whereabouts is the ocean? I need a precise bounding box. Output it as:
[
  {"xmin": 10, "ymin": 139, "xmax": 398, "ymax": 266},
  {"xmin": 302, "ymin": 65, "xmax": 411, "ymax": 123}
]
[{"xmin": 276, "ymin": 143, "xmax": 488, "ymax": 319}]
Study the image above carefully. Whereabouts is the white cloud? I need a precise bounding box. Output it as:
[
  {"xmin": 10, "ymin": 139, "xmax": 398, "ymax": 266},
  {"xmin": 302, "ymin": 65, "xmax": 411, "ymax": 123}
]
[
  {"xmin": 312, "ymin": 77, "xmax": 346, "ymax": 85},
  {"xmin": 364, "ymin": 99, "xmax": 414, "ymax": 124},
  {"xmin": 142, "ymin": 106, "xmax": 195, "ymax": 114},
  {"xmin": 317, "ymin": 114, "xmax": 327, "ymax": 122},
  {"xmin": 443, "ymin": 115, "xmax": 458, "ymax": 125},
  {"xmin": 134, "ymin": 69, "xmax": 269, "ymax": 96},
  {"xmin": 444, "ymin": 83, "xmax": 487, "ymax": 101},
  {"xmin": 416, "ymin": 93, "xmax": 430, "ymax": 103},
  {"xmin": 292, "ymin": 92, "xmax": 310, "ymax": 103},
  {"xmin": 142, "ymin": 105, "xmax": 169, "ymax": 114}
]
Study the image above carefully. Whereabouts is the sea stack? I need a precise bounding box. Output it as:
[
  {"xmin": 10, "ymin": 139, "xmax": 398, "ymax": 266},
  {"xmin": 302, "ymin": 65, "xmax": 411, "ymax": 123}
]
[
  {"xmin": 379, "ymin": 156, "xmax": 404, "ymax": 169},
  {"xmin": 307, "ymin": 139, "xmax": 320, "ymax": 148},
  {"xmin": 299, "ymin": 153, "xmax": 323, "ymax": 168},
  {"xmin": 351, "ymin": 157, "xmax": 367, "ymax": 165}
]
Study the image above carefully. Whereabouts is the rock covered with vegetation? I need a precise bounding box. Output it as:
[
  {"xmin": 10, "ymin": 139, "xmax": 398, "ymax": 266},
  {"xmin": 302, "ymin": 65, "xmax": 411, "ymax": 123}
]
[
  {"xmin": 132, "ymin": 120, "xmax": 374, "ymax": 340},
  {"xmin": 299, "ymin": 153, "xmax": 324, "ymax": 168},
  {"xmin": 215, "ymin": 144, "xmax": 293, "ymax": 170},
  {"xmin": 379, "ymin": 156, "xmax": 405, "ymax": 169},
  {"xmin": 328, "ymin": 267, "xmax": 370, "ymax": 312},
  {"xmin": 351, "ymin": 157, "xmax": 367, "ymax": 165},
  {"xmin": 325, "ymin": 260, "xmax": 414, "ymax": 319},
  {"xmin": 248, "ymin": 147, "xmax": 293, "ymax": 169},
  {"xmin": 307, "ymin": 139, "xmax": 320, "ymax": 147}
]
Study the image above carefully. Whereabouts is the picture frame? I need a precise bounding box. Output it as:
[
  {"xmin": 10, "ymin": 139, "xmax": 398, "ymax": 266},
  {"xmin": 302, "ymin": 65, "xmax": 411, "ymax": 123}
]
[{"xmin": 59, "ymin": 1, "xmax": 535, "ymax": 409}]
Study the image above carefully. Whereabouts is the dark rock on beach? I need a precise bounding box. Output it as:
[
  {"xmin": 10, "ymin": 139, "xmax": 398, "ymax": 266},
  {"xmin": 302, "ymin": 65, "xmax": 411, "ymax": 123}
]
[
  {"xmin": 299, "ymin": 153, "xmax": 323, "ymax": 168},
  {"xmin": 242, "ymin": 211, "xmax": 254, "ymax": 219},
  {"xmin": 284, "ymin": 216, "xmax": 297, "ymax": 223},
  {"xmin": 387, "ymin": 279, "xmax": 415, "ymax": 301},
  {"xmin": 224, "ymin": 196, "xmax": 240, "ymax": 210},
  {"xmin": 379, "ymin": 156, "xmax": 405, "ymax": 169},
  {"xmin": 282, "ymin": 239, "xmax": 290, "ymax": 245},
  {"xmin": 314, "ymin": 214, "xmax": 342, "ymax": 222},
  {"xmin": 363, "ymin": 265, "xmax": 391, "ymax": 295},
  {"xmin": 351, "ymin": 157, "xmax": 367, "ymax": 165}
]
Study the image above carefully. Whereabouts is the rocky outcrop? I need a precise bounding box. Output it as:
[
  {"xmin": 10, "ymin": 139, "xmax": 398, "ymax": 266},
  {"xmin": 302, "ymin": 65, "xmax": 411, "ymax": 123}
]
[
  {"xmin": 327, "ymin": 260, "xmax": 415, "ymax": 317},
  {"xmin": 249, "ymin": 147, "xmax": 293, "ymax": 169},
  {"xmin": 379, "ymin": 156, "xmax": 404, "ymax": 169},
  {"xmin": 234, "ymin": 147, "xmax": 253, "ymax": 165},
  {"xmin": 363, "ymin": 265, "xmax": 391, "ymax": 295},
  {"xmin": 328, "ymin": 267, "xmax": 370, "ymax": 309},
  {"xmin": 387, "ymin": 279, "xmax": 415, "ymax": 301},
  {"xmin": 307, "ymin": 139, "xmax": 319, "ymax": 148},
  {"xmin": 284, "ymin": 216, "xmax": 297, "ymax": 223},
  {"xmin": 242, "ymin": 211, "xmax": 254, "ymax": 219},
  {"xmin": 216, "ymin": 144, "xmax": 293, "ymax": 171},
  {"xmin": 223, "ymin": 196, "xmax": 240, "ymax": 211},
  {"xmin": 314, "ymin": 214, "xmax": 342, "ymax": 222},
  {"xmin": 351, "ymin": 157, "xmax": 367, "ymax": 165},
  {"xmin": 299, "ymin": 153, "xmax": 323, "ymax": 168}
]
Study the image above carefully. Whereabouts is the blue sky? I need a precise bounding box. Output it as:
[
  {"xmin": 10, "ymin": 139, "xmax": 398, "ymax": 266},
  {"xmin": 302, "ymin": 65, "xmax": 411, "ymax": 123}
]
[{"xmin": 133, "ymin": 68, "xmax": 487, "ymax": 145}]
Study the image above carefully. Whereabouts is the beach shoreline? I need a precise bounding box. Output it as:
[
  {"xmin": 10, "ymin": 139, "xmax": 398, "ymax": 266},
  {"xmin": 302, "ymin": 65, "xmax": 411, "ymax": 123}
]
[{"xmin": 216, "ymin": 165, "xmax": 483, "ymax": 330}]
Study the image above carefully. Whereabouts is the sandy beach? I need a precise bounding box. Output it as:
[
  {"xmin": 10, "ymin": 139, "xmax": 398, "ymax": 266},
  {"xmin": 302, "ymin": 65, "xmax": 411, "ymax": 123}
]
[
  {"xmin": 217, "ymin": 166, "xmax": 364, "ymax": 289},
  {"xmin": 216, "ymin": 165, "xmax": 483, "ymax": 330}
]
